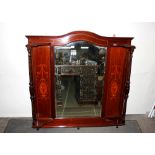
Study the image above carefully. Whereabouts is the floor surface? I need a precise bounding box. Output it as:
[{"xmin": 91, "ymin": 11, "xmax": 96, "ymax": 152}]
[
  {"xmin": 0, "ymin": 114, "xmax": 155, "ymax": 133},
  {"xmin": 4, "ymin": 119, "xmax": 141, "ymax": 133}
]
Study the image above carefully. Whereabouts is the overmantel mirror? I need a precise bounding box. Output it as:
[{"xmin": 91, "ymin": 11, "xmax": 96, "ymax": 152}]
[{"xmin": 26, "ymin": 31, "xmax": 135, "ymax": 129}]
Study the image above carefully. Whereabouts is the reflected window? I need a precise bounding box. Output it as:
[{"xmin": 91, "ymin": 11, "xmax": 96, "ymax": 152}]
[{"xmin": 54, "ymin": 41, "xmax": 107, "ymax": 118}]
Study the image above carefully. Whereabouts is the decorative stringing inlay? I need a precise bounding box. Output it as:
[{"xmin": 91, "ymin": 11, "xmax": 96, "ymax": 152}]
[
  {"xmin": 110, "ymin": 65, "xmax": 121, "ymax": 97},
  {"xmin": 36, "ymin": 64, "xmax": 49, "ymax": 98},
  {"xmin": 39, "ymin": 79, "xmax": 48, "ymax": 97},
  {"xmin": 110, "ymin": 81, "xmax": 118, "ymax": 97}
]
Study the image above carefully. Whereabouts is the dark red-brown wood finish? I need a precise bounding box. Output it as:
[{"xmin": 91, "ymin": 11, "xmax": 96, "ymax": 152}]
[{"xmin": 26, "ymin": 31, "xmax": 135, "ymax": 129}]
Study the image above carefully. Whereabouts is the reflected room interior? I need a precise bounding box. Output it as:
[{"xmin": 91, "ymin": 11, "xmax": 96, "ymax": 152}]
[{"xmin": 54, "ymin": 41, "xmax": 107, "ymax": 118}]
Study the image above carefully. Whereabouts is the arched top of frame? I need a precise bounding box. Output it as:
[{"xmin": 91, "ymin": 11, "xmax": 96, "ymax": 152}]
[{"xmin": 26, "ymin": 31, "xmax": 134, "ymax": 47}]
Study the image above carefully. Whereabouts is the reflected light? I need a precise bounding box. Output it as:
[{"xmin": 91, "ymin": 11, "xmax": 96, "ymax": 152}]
[
  {"xmin": 81, "ymin": 47, "xmax": 89, "ymax": 49},
  {"xmin": 61, "ymin": 36, "xmax": 69, "ymax": 43}
]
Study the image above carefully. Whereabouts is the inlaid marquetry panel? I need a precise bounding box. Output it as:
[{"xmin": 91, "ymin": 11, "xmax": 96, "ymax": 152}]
[
  {"xmin": 104, "ymin": 47, "xmax": 129, "ymax": 118},
  {"xmin": 31, "ymin": 45, "xmax": 52, "ymax": 118}
]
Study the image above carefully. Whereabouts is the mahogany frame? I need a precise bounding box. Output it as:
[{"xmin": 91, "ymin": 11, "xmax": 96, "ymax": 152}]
[{"xmin": 26, "ymin": 31, "xmax": 135, "ymax": 129}]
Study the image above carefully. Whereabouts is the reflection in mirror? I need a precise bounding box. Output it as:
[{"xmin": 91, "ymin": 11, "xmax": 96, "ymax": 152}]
[{"xmin": 54, "ymin": 41, "xmax": 107, "ymax": 118}]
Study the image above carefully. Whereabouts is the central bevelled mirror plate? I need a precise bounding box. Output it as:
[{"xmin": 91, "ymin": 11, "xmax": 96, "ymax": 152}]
[{"xmin": 54, "ymin": 41, "xmax": 107, "ymax": 118}]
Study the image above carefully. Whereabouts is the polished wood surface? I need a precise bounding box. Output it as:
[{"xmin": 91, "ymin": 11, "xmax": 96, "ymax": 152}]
[
  {"xmin": 103, "ymin": 47, "xmax": 130, "ymax": 118},
  {"xmin": 26, "ymin": 31, "xmax": 135, "ymax": 129}
]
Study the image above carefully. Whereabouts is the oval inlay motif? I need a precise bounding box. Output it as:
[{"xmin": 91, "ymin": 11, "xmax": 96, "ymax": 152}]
[
  {"xmin": 111, "ymin": 81, "xmax": 118, "ymax": 97},
  {"xmin": 39, "ymin": 80, "xmax": 47, "ymax": 97}
]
